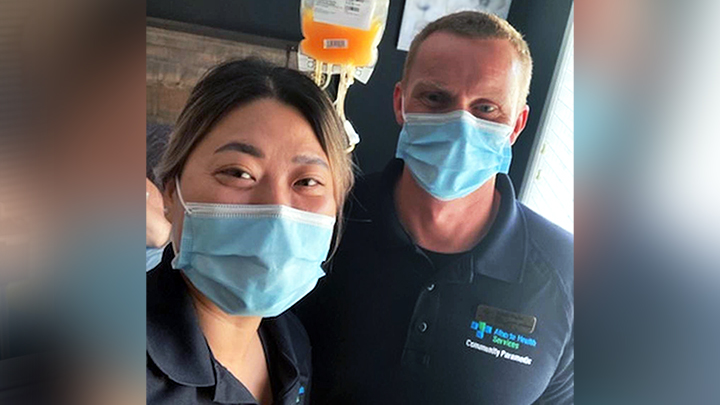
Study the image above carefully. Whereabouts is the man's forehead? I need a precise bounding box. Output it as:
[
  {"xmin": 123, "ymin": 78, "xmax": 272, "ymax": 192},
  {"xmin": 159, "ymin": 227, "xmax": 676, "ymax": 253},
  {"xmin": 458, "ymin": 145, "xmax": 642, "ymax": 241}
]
[
  {"xmin": 412, "ymin": 34, "xmax": 516, "ymax": 73},
  {"xmin": 405, "ymin": 33, "xmax": 522, "ymax": 98}
]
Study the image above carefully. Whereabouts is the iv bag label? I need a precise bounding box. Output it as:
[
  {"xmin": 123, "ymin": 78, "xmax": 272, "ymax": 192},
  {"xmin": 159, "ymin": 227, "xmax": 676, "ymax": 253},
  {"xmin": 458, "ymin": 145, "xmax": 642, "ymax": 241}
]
[
  {"xmin": 323, "ymin": 39, "xmax": 349, "ymax": 49},
  {"xmin": 313, "ymin": 0, "xmax": 374, "ymax": 31}
]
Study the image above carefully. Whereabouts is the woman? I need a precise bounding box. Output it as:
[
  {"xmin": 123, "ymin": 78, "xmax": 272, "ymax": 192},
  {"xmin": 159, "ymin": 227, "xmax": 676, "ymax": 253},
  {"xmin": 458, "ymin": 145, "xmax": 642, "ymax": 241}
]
[{"xmin": 147, "ymin": 58, "xmax": 353, "ymax": 405}]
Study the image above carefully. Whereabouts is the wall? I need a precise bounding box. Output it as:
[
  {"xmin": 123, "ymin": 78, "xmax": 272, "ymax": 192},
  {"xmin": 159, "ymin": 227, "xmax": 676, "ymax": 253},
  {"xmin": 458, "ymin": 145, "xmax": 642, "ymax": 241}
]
[
  {"xmin": 146, "ymin": 21, "xmax": 297, "ymax": 125},
  {"xmin": 505, "ymin": 0, "xmax": 573, "ymax": 191},
  {"xmin": 147, "ymin": 0, "xmax": 573, "ymax": 191}
]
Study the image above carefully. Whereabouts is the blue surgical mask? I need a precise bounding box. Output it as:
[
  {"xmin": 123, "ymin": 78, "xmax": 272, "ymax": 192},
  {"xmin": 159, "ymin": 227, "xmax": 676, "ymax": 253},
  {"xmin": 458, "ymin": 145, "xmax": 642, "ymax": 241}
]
[
  {"xmin": 396, "ymin": 109, "xmax": 514, "ymax": 201},
  {"xmin": 171, "ymin": 178, "xmax": 335, "ymax": 317},
  {"xmin": 146, "ymin": 246, "xmax": 164, "ymax": 271}
]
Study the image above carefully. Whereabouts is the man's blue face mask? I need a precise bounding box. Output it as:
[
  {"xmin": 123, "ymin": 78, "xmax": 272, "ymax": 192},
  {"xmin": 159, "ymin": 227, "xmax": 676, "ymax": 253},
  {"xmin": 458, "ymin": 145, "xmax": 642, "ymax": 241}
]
[
  {"xmin": 170, "ymin": 178, "xmax": 335, "ymax": 317},
  {"xmin": 395, "ymin": 108, "xmax": 514, "ymax": 201}
]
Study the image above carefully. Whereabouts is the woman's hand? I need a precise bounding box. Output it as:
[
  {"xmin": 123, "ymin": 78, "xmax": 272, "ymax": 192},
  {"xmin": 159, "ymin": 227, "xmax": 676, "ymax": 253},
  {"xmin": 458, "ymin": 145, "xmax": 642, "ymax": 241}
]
[{"xmin": 146, "ymin": 178, "xmax": 171, "ymax": 248}]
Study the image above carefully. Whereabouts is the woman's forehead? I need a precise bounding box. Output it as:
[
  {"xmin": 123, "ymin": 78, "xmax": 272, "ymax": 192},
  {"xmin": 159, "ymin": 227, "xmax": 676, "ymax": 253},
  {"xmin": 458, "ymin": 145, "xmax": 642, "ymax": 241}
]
[{"xmin": 200, "ymin": 99, "xmax": 327, "ymax": 157}]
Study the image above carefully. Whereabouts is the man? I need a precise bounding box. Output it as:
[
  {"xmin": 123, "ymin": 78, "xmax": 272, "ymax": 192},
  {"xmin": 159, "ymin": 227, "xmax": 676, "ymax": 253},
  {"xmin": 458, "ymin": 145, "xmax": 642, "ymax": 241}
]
[{"xmin": 295, "ymin": 11, "xmax": 573, "ymax": 404}]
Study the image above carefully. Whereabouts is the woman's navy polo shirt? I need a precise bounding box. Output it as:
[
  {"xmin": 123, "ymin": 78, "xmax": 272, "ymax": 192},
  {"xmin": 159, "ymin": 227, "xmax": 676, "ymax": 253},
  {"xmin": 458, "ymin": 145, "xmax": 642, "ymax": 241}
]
[
  {"xmin": 295, "ymin": 159, "xmax": 574, "ymax": 404},
  {"xmin": 147, "ymin": 249, "xmax": 312, "ymax": 405}
]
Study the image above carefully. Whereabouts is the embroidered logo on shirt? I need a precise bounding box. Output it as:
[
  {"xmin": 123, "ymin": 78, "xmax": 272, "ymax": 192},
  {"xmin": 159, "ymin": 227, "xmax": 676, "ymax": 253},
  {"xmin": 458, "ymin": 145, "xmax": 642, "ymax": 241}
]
[
  {"xmin": 470, "ymin": 320, "xmax": 536, "ymax": 350},
  {"xmin": 465, "ymin": 306, "xmax": 538, "ymax": 366}
]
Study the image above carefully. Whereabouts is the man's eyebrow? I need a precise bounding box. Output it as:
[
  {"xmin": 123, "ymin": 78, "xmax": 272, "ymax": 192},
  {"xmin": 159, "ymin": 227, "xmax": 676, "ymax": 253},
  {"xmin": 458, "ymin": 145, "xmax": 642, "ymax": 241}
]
[
  {"xmin": 214, "ymin": 142, "xmax": 264, "ymax": 158},
  {"xmin": 293, "ymin": 155, "xmax": 329, "ymax": 169},
  {"xmin": 413, "ymin": 80, "xmax": 452, "ymax": 92}
]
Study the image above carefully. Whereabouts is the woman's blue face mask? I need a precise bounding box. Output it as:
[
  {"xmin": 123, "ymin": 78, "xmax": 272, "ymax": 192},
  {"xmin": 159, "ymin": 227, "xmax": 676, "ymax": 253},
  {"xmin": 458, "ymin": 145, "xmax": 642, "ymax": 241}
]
[{"xmin": 171, "ymin": 177, "xmax": 335, "ymax": 317}]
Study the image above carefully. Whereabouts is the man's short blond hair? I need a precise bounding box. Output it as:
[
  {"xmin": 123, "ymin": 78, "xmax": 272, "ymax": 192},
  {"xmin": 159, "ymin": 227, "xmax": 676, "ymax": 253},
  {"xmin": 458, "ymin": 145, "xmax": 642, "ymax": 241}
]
[{"xmin": 402, "ymin": 11, "xmax": 533, "ymax": 108}]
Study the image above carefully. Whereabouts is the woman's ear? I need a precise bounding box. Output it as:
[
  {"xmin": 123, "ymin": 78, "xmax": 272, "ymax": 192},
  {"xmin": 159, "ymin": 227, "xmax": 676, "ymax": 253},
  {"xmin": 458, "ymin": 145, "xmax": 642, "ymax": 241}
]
[
  {"xmin": 147, "ymin": 178, "xmax": 173, "ymax": 248},
  {"xmin": 161, "ymin": 179, "xmax": 175, "ymax": 222},
  {"xmin": 324, "ymin": 219, "xmax": 342, "ymax": 267}
]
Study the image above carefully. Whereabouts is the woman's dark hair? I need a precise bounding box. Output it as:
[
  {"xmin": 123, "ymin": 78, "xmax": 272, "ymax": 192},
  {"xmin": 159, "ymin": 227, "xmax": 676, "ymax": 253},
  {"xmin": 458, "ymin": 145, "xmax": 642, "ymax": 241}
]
[{"xmin": 146, "ymin": 122, "xmax": 171, "ymax": 185}]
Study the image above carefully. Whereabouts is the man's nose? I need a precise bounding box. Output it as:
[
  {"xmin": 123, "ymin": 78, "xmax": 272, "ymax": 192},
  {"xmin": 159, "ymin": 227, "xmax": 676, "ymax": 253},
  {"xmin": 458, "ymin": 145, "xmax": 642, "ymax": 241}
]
[{"xmin": 455, "ymin": 98, "xmax": 474, "ymax": 115}]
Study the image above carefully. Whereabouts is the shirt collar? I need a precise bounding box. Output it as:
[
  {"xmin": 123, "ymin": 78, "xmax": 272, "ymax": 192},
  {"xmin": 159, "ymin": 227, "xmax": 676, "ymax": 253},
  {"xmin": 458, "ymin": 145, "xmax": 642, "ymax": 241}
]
[
  {"xmin": 258, "ymin": 318, "xmax": 303, "ymax": 403},
  {"xmin": 146, "ymin": 247, "xmax": 215, "ymax": 387},
  {"xmin": 374, "ymin": 159, "xmax": 527, "ymax": 284},
  {"xmin": 147, "ymin": 248, "xmax": 304, "ymax": 402}
]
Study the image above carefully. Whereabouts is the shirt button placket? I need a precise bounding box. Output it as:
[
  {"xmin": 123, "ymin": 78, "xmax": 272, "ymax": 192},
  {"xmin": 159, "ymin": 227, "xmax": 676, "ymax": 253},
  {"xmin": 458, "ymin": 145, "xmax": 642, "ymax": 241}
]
[{"xmin": 401, "ymin": 278, "xmax": 440, "ymax": 369}]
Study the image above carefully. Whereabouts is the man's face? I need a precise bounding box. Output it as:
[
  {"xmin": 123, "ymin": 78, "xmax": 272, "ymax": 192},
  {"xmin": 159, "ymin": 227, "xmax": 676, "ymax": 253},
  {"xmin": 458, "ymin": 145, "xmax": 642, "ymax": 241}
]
[{"xmin": 394, "ymin": 32, "xmax": 529, "ymax": 144}]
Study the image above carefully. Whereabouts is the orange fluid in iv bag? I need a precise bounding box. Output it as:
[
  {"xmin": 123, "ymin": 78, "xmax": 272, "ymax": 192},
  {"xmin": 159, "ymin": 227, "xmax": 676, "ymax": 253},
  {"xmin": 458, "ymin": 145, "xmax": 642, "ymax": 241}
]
[{"xmin": 300, "ymin": 10, "xmax": 382, "ymax": 67}]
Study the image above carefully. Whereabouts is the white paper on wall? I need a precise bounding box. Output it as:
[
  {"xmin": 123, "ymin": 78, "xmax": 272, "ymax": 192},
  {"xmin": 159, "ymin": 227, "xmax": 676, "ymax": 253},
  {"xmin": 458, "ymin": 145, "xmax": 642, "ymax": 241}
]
[{"xmin": 397, "ymin": 0, "xmax": 513, "ymax": 51}]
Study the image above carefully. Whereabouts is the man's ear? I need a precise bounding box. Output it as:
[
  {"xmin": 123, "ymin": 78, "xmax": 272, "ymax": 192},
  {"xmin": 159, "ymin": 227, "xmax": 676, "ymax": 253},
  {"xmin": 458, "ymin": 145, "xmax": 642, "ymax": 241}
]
[
  {"xmin": 393, "ymin": 82, "xmax": 404, "ymax": 126},
  {"xmin": 510, "ymin": 105, "xmax": 530, "ymax": 145}
]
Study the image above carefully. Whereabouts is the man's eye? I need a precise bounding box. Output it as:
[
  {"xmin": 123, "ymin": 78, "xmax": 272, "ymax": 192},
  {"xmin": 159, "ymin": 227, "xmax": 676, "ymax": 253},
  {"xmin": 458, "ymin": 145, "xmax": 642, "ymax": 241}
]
[
  {"xmin": 476, "ymin": 104, "xmax": 498, "ymax": 114},
  {"xmin": 426, "ymin": 93, "xmax": 441, "ymax": 102},
  {"xmin": 422, "ymin": 92, "xmax": 448, "ymax": 106}
]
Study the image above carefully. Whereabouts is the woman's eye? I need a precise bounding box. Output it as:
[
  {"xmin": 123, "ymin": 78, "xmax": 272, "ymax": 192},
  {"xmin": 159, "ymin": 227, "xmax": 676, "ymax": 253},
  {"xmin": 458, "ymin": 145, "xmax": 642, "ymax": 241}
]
[
  {"xmin": 221, "ymin": 168, "xmax": 253, "ymax": 180},
  {"xmin": 296, "ymin": 178, "xmax": 320, "ymax": 187}
]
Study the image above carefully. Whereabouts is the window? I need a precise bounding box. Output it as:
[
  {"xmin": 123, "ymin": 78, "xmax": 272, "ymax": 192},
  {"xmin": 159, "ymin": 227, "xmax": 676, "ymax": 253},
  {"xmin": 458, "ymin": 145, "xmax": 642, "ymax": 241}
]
[{"xmin": 519, "ymin": 8, "xmax": 574, "ymax": 234}]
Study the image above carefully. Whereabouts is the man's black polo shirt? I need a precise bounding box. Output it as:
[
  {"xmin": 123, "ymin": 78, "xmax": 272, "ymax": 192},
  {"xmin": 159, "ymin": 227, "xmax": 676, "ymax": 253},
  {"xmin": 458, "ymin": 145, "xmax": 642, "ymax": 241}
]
[
  {"xmin": 147, "ymin": 248, "xmax": 312, "ymax": 405},
  {"xmin": 295, "ymin": 159, "xmax": 573, "ymax": 404}
]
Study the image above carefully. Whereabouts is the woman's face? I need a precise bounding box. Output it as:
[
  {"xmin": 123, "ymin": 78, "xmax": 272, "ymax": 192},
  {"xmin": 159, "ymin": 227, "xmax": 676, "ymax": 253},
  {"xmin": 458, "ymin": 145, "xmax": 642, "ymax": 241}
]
[{"xmin": 164, "ymin": 98, "xmax": 337, "ymax": 246}]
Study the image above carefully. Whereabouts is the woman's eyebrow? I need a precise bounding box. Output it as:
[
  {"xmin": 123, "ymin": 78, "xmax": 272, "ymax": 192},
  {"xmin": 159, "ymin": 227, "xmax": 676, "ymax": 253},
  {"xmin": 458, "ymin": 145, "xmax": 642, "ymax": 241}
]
[
  {"xmin": 214, "ymin": 142, "xmax": 264, "ymax": 158},
  {"xmin": 293, "ymin": 155, "xmax": 329, "ymax": 169}
]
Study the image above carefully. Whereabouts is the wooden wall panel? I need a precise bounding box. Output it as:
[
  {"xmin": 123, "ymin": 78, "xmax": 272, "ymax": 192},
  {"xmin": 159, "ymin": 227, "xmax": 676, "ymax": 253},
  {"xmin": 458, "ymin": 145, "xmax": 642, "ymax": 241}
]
[{"xmin": 146, "ymin": 20, "xmax": 298, "ymax": 125}]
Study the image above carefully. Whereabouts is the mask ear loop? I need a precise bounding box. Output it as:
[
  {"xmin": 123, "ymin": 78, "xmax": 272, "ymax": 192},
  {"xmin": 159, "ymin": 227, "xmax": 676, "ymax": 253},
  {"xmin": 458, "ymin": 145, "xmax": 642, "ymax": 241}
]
[
  {"xmin": 169, "ymin": 176, "xmax": 191, "ymax": 256},
  {"xmin": 175, "ymin": 177, "xmax": 190, "ymax": 213}
]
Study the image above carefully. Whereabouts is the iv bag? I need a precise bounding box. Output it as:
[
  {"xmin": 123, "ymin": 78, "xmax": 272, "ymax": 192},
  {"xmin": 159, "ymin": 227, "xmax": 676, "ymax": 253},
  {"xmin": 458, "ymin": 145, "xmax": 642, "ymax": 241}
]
[
  {"xmin": 300, "ymin": 0, "xmax": 389, "ymax": 67},
  {"xmin": 299, "ymin": 0, "xmax": 389, "ymax": 152}
]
